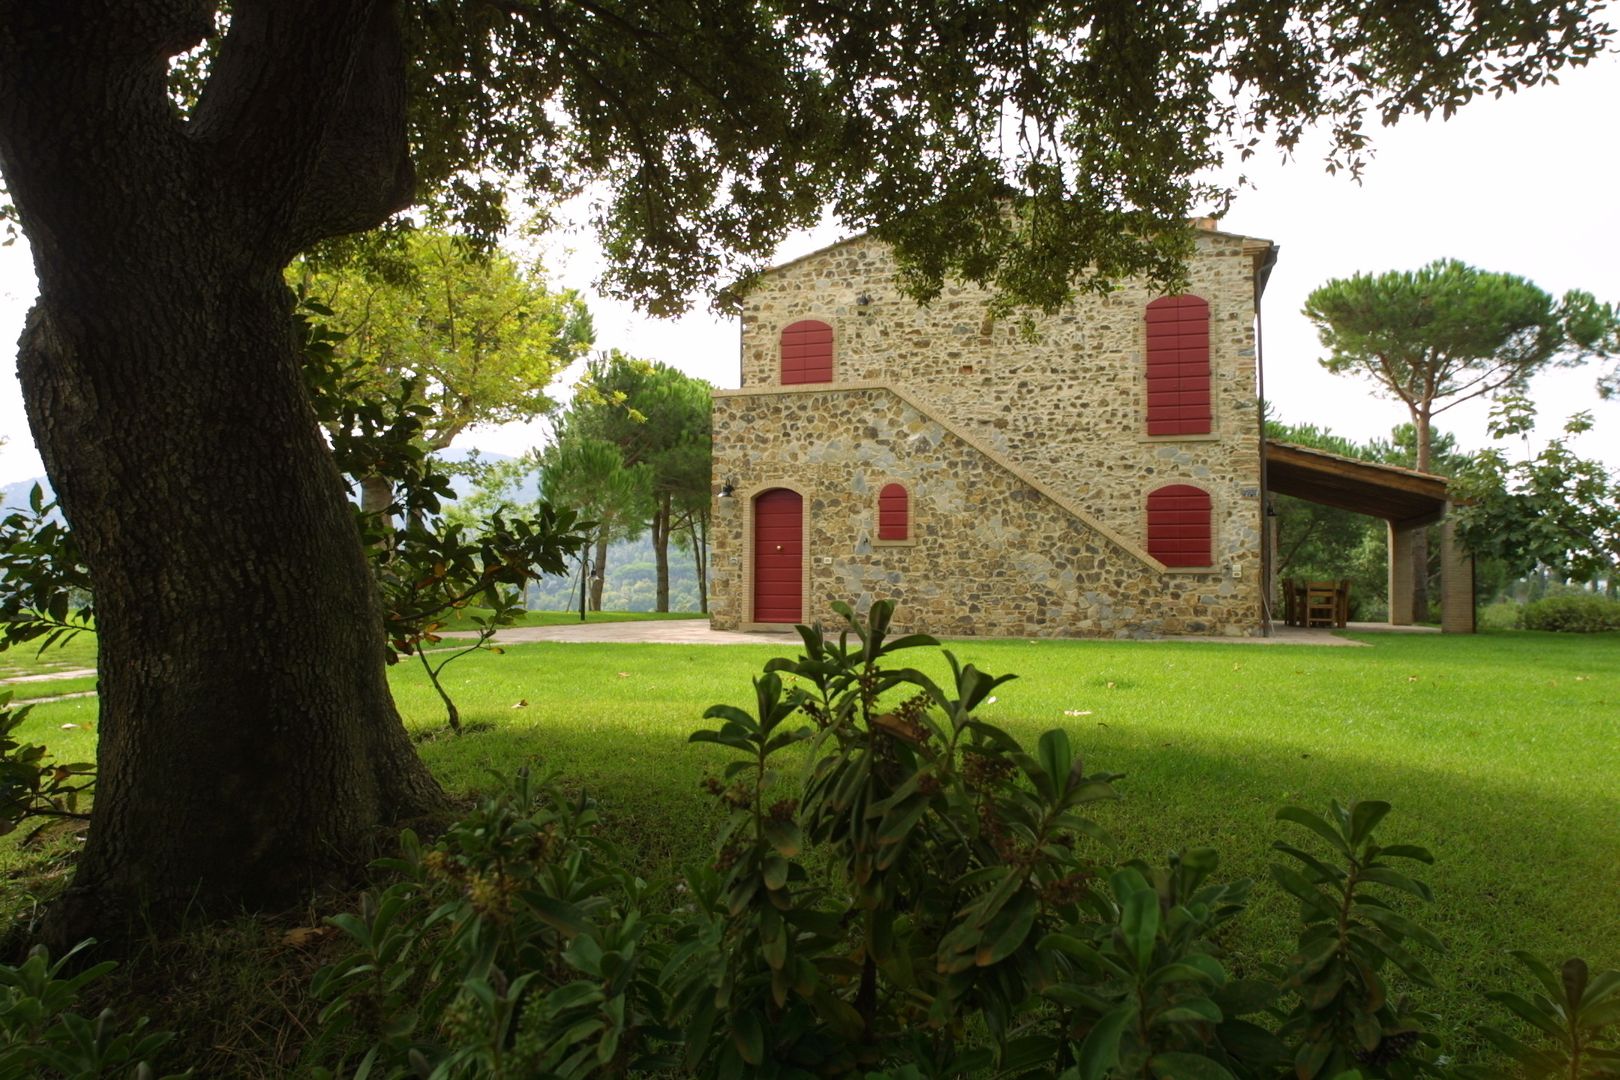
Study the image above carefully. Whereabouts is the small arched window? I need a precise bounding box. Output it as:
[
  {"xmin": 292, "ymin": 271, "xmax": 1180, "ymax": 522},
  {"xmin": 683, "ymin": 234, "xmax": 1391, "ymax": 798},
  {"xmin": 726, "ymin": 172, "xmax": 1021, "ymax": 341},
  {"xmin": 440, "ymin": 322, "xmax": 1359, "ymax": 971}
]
[
  {"xmin": 1147, "ymin": 484, "xmax": 1212, "ymax": 567},
  {"xmin": 877, "ymin": 483, "xmax": 910, "ymax": 541},
  {"xmin": 1145, "ymin": 295, "xmax": 1211, "ymax": 436},
  {"xmin": 780, "ymin": 319, "xmax": 834, "ymax": 384}
]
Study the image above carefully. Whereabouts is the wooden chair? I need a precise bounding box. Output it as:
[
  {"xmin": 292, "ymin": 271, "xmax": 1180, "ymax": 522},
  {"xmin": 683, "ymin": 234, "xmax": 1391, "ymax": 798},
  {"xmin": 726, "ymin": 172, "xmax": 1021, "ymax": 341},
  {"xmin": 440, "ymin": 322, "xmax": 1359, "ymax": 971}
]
[
  {"xmin": 1304, "ymin": 581, "xmax": 1339, "ymax": 628},
  {"xmin": 1334, "ymin": 579, "xmax": 1351, "ymax": 628}
]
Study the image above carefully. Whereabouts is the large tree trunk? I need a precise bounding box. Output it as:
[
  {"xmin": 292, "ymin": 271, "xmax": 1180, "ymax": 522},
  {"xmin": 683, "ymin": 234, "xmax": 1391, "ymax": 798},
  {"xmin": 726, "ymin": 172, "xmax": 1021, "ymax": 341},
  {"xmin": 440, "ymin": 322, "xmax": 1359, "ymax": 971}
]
[{"xmin": 0, "ymin": 1, "xmax": 446, "ymax": 943}]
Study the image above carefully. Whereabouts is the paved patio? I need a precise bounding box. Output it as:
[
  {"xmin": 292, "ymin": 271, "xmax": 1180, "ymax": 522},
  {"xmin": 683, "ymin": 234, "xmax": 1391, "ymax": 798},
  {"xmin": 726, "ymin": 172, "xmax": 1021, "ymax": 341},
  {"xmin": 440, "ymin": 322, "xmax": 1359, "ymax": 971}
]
[{"xmin": 457, "ymin": 618, "xmax": 1438, "ymax": 648}]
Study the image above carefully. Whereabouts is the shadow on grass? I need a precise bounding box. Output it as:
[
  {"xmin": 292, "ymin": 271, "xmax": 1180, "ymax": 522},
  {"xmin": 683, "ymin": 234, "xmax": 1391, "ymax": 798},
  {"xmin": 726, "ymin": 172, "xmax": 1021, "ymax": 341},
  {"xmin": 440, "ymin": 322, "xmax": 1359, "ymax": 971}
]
[{"xmin": 417, "ymin": 703, "xmax": 1617, "ymax": 1048}]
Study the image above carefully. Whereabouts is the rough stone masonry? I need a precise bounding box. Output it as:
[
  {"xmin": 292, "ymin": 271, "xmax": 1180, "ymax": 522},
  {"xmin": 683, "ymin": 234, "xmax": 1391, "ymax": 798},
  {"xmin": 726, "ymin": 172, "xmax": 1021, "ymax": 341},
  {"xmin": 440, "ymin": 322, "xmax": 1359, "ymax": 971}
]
[{"xmin": 710, "ymin": 226, "xmax": 1275, "ymax": 638}]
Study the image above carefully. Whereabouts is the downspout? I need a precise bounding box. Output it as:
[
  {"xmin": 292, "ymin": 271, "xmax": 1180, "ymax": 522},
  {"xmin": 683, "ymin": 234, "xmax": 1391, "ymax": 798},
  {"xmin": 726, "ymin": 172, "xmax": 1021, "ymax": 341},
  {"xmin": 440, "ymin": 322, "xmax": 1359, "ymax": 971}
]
[{"xmin": 1255, "ymin": 243, "xmax": 1280, "ymax": 637}]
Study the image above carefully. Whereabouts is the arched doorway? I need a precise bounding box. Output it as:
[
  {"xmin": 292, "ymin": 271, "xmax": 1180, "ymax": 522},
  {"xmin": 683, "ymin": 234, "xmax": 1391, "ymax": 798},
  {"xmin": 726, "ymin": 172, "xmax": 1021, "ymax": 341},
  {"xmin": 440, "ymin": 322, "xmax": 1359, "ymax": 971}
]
[{"xmin": 753, "ymin": 488, "xmax": 804, "ymax": 623}]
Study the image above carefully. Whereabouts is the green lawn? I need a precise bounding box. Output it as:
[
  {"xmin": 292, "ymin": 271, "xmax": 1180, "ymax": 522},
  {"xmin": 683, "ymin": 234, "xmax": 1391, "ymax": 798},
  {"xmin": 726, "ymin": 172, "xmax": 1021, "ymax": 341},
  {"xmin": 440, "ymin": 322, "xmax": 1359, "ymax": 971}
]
[
  {"xmin": 0, "ymin": 628, "xmax": 97, "ymax": 681},
  {"xmin": 4, "ymin": 628, "xmax": 1616, "ymax": 1051}
]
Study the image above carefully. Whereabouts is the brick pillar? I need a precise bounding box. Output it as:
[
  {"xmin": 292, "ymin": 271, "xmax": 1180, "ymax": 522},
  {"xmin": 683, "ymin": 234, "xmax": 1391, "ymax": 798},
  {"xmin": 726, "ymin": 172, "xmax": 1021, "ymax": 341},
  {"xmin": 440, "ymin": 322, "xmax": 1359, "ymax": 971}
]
[
  {"xmin": 1440, "ymin": 513, "xmax": 1476, "ymax": 634},
  {"xmin": 1387, "ymin": 522, "xmax": 1415, "ymax": 625}
]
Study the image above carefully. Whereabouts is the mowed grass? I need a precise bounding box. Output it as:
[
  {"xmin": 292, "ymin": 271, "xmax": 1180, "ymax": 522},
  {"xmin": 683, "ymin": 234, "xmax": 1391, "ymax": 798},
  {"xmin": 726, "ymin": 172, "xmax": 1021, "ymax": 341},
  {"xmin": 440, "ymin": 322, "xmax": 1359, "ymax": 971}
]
[
  {"xmin": 0, "ymin": 628, "xmax": 97, "ymax": 681},
  {"xmin": 4, "ymin": 628, "xmax": 1616, "ymax": 1047}
]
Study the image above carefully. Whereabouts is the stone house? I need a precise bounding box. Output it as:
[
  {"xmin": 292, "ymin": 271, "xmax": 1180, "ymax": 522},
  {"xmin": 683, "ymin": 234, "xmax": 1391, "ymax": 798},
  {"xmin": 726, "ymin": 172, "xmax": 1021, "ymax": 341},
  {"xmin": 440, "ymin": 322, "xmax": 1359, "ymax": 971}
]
[{"xmin": 707, "ymin": 223, "xmax": 1281, "ymax": 638}]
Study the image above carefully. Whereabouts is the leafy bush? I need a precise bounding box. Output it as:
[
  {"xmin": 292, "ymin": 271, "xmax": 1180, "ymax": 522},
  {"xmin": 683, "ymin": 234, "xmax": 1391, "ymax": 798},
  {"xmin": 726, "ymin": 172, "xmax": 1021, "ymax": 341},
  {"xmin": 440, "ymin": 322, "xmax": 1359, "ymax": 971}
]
[
  {"xmin": 0, "ymin": 690, "xmax": 93, "ymax": 839},
  {"xmin": 310, "ymin": 768, "xmax": 673, "ymax": 1078},
  {"xmin": 1518, "ymin": 594, "xmax": 1620, "ymax": 632},
  {"xmin": 0, "ymin": 484, "xmax": 94, "ymax": 655},
  {"xmin": 0, "ymin": 940, "xmax": 185, "ymax": 1079},
  {"xmin": 1462, "ymin": 953, "xmax": 1620, "ymax": 1079}
]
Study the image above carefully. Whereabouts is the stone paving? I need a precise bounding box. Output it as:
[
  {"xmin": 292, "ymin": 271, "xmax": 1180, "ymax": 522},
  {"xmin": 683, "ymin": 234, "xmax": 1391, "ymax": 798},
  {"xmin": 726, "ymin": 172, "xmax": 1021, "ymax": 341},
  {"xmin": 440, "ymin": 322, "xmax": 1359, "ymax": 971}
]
[{"xmin": 455, "ymin": 618, "xmax": 1436, "ymax": 648}]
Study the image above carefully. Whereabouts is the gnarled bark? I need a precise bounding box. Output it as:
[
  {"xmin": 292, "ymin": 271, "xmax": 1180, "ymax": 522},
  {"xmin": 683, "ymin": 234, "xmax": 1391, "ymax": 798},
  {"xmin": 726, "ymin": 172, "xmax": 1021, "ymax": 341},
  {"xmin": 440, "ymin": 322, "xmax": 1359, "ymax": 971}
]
[{"xmin": 0, "ymin": 0, "xmax": 446, "ymax": 943}]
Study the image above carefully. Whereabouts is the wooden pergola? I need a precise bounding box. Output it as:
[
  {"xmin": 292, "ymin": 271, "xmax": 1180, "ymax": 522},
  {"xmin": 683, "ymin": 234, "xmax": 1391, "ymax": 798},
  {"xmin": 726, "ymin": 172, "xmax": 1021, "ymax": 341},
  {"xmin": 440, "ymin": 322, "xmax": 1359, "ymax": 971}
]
[{"xmin": 1264, "ymin": 440, "xmax": 1474, "ymax": 632}]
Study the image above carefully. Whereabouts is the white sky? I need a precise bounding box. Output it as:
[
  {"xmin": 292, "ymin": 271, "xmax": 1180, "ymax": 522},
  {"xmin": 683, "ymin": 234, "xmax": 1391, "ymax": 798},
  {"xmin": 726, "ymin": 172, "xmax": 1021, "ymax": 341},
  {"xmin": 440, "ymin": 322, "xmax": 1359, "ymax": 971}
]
[{"xmin": 2, "ymin": 56, "xmax": 1617, "ymax": 485}]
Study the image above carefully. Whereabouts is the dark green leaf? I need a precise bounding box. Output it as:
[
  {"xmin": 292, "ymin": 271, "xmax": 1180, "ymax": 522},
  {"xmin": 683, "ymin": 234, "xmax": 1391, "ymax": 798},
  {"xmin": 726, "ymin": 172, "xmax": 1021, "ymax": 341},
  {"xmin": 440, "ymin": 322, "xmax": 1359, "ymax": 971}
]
[
  {"xmin": 1079, "ymin": 1003, "xmax": 1134, "ymax": 1080},
  {"xmin": 1148, "ymin": 1051, "xmax": 1237, "ymax": 1080}
]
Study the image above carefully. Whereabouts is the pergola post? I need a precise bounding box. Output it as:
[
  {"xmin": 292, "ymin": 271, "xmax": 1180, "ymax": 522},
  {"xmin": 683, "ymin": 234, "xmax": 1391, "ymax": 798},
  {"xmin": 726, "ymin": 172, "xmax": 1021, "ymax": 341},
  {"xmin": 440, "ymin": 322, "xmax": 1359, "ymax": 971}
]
[
  {"xmin": 1439, "ymin": 512, "xmax": 1476, "ymax": 633},
  {"xmin": 1387, "ymin": 523, "xmax": 1416, "ymax": 625}
]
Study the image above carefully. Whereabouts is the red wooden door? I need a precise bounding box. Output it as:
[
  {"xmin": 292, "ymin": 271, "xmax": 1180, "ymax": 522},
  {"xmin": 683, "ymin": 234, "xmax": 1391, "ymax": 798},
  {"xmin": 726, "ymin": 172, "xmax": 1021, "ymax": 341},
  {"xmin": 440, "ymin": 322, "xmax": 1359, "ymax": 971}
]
[{"xmin": 753, "ymin": 488, "xmax": 803, "ymax": 623}]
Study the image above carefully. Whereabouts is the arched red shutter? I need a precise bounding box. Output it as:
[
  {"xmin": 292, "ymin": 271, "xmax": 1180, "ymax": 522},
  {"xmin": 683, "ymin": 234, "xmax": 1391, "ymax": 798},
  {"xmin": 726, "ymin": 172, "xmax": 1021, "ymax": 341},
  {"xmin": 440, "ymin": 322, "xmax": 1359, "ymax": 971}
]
[
  {"xmin": 1147, "ymin": 485, "xmax": 1212, "ymax": 567},
  {"xmin": 877, "ymin": 483, "xmax": 909, "ymax": 540},
  {"xmin": 780, "ymin": 320, "xmax": 833, "ymax": 384},
  {"xmin": 1145, "ymin": 295, "xmax": 1211, "ymax": 435}
]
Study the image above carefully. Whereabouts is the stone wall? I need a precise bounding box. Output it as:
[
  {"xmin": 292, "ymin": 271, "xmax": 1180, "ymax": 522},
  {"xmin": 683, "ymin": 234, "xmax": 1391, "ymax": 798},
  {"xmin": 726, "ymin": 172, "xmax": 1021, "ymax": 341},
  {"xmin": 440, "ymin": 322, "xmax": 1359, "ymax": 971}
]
[
  {"xmin": 709, "ymin": 386, "xmax": 1257, "ymax": 638},
  {"xmin": 713, "ymin": 228, "xmax": 1270, "ymax": 637}
]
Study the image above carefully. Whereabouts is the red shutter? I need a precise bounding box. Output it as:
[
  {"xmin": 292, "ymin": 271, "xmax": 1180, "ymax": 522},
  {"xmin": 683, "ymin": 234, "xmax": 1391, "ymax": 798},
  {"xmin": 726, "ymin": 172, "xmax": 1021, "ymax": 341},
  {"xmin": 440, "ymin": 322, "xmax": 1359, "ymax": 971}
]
[
  {"xmin": 877, "ymin": 483, "xmax": 909, "ymax": 540},
  {"xmin": 1145, "ymin": 295, "xmax": 1211, "ymax": 435},
  {"xmin": 753, "ymin": 488, "xmax": 804, "ymax": 622},
  {"xmin": 780, "ymin": 320, "xmax": 833, "ymax": 384},
  {"xmin": 1147, "ymin": 485, "xmax": 1212, "ymax": 567}
]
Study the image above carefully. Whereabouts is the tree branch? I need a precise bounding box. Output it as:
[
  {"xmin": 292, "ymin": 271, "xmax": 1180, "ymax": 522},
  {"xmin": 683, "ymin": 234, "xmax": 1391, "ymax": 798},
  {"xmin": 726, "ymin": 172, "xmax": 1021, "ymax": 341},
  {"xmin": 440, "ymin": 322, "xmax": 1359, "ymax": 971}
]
[{"xmin": 188, "ymin": 0, "xmax": 413, "ymax": 260}]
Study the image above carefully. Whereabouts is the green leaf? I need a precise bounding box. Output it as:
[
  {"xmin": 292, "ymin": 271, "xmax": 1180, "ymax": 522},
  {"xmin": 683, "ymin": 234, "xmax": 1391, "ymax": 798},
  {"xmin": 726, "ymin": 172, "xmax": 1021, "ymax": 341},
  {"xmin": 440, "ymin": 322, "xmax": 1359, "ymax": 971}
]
[
  {"xmin": 1270, "ymin": 864, "xmax": 1340, "ymax": 921},
  {"xmin": 1037, "ymin": 729, "xmax": 1074, "ymax": 791},
  {"xmin": 1153, "ymin": 997, "xmax": 1223, "ymax": 1026},
  {"xmin": 1375, "ymin": 844, "xmax": 1434, "ymax": 864},
  {"xmin": 1352, "ymin": 902, "xmax": 1444, "ymax": 952},
  {"xmin": 526, "ymin": 893, "xmax": 591, "ymax": 937},
  {"xmin": 1357, "ymin": 866, "xmax": 1434, "ymax": 903},
  {"xmin": 877, "ymin": 796, "xmax": 929, "ymax": 846},
  {"xmin": 763, "ymin": 855, "xmax": 789, "ymax": 891},
  {"xmin": 1122, "ymin": 887, "xmax": 1160, "ymax": 971},
  {"xmin": 1347, "ymin": 928, "xmax": 1436, "ymax": 987},
  {"xmin": 762, "ymin": 819, "xmax": 803, "ymax": 857},
  {"xmin": 1148, "ymin": 1051, "xmax": 1237, "ymax": 1080},
  {"xmin": 1146, "ymin": 962, "xmax": 1221, "ymax": 990},
  {"xmin": 1079, "ymin": 1003, "xmax": 1134, "ymax": 1080},
  {"xmin": 732, "ymin": 1009, "xmax": 766, "ymax": 1065},
  {"xmin": 1347, "ymin": 801, "xmax": 1391, "ymax": 846},
  {"xmin": 977, "ymin": 891, "xmax": 1038, "ymax": 967},
  {"xmin": 1276, "ymin": 805, "xmax": 1351, "ymax": 856},
  {"xmin": 1484, "ymin": 991, "xmax": 1569, "ymax": 1040}
]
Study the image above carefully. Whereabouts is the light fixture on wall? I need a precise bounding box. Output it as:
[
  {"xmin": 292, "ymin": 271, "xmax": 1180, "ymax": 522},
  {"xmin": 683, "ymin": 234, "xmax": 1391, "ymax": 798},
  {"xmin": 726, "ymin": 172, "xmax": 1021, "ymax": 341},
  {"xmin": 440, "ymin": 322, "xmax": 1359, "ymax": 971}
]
[
  {"xmin": 718, "ymin": 480, "xmax": 736, "ymax": 499},
  {"xmin": 856, "ymin": 292, "xmax": 872, "ymax": 307}
]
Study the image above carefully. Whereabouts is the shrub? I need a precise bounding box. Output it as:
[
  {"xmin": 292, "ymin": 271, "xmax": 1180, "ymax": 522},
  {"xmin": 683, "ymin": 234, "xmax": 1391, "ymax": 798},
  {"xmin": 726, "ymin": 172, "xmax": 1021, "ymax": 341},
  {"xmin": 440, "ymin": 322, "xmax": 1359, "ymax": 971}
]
[
  {"xmin": 1518, "ymin": 594, "xmax": 1620, "ymax": 632},
  {"xmin": 0, "ymin": 690, "xmax": 94, "ymax": 839},
  {"xmin": 0, "ymin": 940, "xmax": 185, "ymax": 1079},
  {"xmin": 309, "ymin": 768, "xmax": 672, "ymax": 1078}
]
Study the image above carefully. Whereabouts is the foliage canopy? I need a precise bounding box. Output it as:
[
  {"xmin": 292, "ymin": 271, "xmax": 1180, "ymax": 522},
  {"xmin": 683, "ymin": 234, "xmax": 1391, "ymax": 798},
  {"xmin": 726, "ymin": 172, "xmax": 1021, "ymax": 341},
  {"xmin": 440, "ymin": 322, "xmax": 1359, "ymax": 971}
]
[
  {"xmin": 293, "ymin": 228, "xmax": 595, "ymax": 453},
  {"xmin": 9, "ymin": 0, "xmax": 1606, "ymax": 313},
  {"xmin": 1304, "ymin": 260, "xmax": 1619, "ymax": 472}
]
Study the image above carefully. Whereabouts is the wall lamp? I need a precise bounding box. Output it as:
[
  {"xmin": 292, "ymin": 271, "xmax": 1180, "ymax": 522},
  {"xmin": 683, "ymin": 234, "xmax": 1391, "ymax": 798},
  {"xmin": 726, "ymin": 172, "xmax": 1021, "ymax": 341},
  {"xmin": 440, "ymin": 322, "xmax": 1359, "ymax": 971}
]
[{"xmin": 718, "ymin": 480, "xmax": 736, "ymax": 499}]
